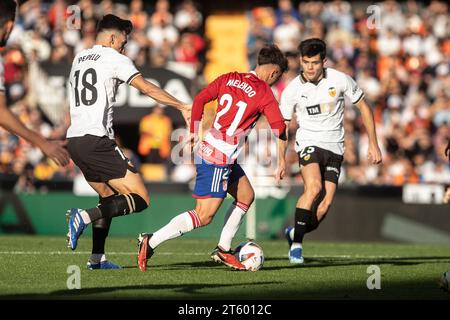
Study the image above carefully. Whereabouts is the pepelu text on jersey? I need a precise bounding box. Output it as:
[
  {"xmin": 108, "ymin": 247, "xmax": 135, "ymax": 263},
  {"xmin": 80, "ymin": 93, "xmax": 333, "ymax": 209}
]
[
  {"xmin": 78, "ymin": 54, "xmax": 101, "ymax": 64},
  {"xmin": 226, "ymin": 79, "xmax": 256, "ymax": 97}
]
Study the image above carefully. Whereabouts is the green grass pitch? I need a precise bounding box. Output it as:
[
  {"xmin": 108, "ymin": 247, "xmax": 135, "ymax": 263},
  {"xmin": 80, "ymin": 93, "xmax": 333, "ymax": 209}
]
[{"xmin": 0, "ymin": 235, "xmax": 449, "ymax": 300}]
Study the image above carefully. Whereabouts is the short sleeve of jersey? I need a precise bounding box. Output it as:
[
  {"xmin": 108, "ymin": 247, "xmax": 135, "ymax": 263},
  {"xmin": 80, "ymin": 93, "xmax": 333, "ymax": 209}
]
[
  {"xmin": 343, "ymin": 74, "xmax": 364, "ymax": 104},
  {"xmin": 260, "ymin": 87, "xmax": 280, "ymax": 114},
  {"xmin": 260, "ymin": 86, "xmax": 285, "ymax": 134},
  {"xmin": 112, "ymin": 53, "xmax": 141, "ymax": 85},
  {"xmin": 279, "ymin": 79, "xmax": 298, "ymax": 121}
]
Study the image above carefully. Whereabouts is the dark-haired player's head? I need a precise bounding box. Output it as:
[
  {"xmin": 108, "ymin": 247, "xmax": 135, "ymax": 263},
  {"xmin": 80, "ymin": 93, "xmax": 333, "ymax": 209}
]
[
  {"xmin": 298, "ymin": 38, "xmax": 327, "ymax": 82},
  {"xmin": 0, "ymin": 0, "xmax": 17, "ymax": 47},
  {"xmin": 96, "ymin": 14, "xmax": 133, "ymax": 53},
  {"xmin": 256, "ymin": 44, "xmax": 288, "ymax": 86}
]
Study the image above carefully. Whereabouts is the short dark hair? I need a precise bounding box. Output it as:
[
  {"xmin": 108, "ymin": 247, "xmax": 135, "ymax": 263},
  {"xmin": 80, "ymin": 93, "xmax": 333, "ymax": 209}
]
[
  {"xmin": 257, "ymin": 44, "xmax": 288, "ymax": 73},
  {"xmin": 0, "ymin": 0, "xmax": 17, "ymax": 27},
  {"xmin": 97, "ymin": 14, "xmax": 133, "ymax": 35},
  {"xmin": 299, "ymin": 38, "xmax": 326, "ymax": 60}
]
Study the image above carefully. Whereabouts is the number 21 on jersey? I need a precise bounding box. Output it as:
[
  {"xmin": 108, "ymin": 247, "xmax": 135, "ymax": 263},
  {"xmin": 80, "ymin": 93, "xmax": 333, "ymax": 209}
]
[{"xmin": 213, "ymin": 93, "xmax": 248, "ymax": 136}]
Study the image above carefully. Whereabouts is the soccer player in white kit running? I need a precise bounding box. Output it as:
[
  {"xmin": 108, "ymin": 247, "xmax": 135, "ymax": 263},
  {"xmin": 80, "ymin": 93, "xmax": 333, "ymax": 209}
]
[
  {"xmin": 276, "ymin": 39, "xmax": 382, "ymax": 263},
  {"xmin": 65, "ymin": 14, "xmax": 190, "ymax": 269}
]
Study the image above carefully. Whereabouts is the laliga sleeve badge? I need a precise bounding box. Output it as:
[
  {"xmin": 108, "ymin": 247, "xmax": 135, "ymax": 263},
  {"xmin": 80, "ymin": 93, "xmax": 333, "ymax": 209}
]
[
  {"xmin": 304, "ymin": 154, "xmax": 311, "ymax": 161},
  {"xmin": 223, "ymin": 180, "xmax": 228, "ymax": 191}
]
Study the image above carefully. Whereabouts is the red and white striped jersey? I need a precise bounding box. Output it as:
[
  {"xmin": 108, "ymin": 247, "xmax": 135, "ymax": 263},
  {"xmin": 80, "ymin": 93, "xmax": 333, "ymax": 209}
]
[{"xmin": 191, "ymin": 71, "xmax": 286, "ymax": 165}]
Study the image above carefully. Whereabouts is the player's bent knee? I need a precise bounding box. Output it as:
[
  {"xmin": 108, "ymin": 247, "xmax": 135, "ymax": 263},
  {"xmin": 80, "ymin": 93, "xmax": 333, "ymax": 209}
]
[
  {"xmin": 129, "ymin": 193, "xmax": 148, "ymax": 212},
  {"xmin": 134, "ymin": 192, "xmax": 150, "ymax": 206},
  {"xmin": 127, "ymin": 188, "xmax": 149, "ymax": 204},
  {"xmin": 197, "ymin": 214, "xmax": 213, "ymax": 226},
  {"xmin": 238, "ymin": 194, "xmax": 254, "ymax": 206},
  {"xmin": 247, "ymin": 192, "xmax": 255, "ymax": 205},
  {"xmin": 195, "ymin": 208, "xmax": 214, "ymax": 226},
  {"xmin": 305, "ymin": 181, "xmax": 322, "ymax": 200}
]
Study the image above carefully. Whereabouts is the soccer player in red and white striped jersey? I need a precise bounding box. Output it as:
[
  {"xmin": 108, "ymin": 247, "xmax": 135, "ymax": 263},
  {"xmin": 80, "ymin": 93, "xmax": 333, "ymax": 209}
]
[{"xmin": 137, "ymin": 45, "xmax": 288, "ymax": 271}]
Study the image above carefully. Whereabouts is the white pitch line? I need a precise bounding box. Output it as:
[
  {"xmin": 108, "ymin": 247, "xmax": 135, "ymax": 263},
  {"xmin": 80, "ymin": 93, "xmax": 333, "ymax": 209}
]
[
  {"xmin": 0, "ymin": 251, "xmax": 424, "ymax": 259},
  {"xmin": 0, "ymin": 251, "xmax": 206, "ymax": 256}
]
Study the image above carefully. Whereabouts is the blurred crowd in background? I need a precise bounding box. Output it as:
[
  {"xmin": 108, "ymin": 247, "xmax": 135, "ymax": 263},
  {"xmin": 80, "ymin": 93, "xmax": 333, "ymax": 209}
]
[
  {"xmin": 0, "ymin": 0, "xmax": 449, "ymax": 192},
  {"xmin": 0, "ymin": 0, "xmax": 206, "ymax": 190}
]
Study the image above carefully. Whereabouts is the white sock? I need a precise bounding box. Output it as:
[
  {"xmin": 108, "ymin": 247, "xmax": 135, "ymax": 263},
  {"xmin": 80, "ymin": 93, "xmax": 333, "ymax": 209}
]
[
  {"xmin": 291, "ymin": 242, "xmax": 302, "ymax": 250},
  {"xmin": 289, "ymin": 227, "xmax": 294, "ymax": 241},
  {"xmin": 218, "ymin": 202, "xmax": 249, "ymax": 252},
  {"xmin": 149, "ymin": 210, "xmax": 201, "ymax": 249},
  {"xmin": 79, "ymin": 210, "xmax": 91, "ymax": 224},
  {"xmin": 89, "ymin": 253, "xmax": 106, "ymax": 264}
]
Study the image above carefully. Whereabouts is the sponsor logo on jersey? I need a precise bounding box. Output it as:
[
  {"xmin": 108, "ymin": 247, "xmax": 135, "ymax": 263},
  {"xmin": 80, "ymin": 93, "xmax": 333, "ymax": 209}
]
[
  {"xmin": 306, "ymin": 102, "xmax": 338, "ymax": 115},
  {"xmin": 328, "ymin": 87, "xmax": 336, "ymax": 97},
  {"xmin": 306, "ymin": 104, "xmax": 321, "ymax": 115},
  {"xmin": 199, "ymin": 142, "xmax": 213, "ymax": 157}
]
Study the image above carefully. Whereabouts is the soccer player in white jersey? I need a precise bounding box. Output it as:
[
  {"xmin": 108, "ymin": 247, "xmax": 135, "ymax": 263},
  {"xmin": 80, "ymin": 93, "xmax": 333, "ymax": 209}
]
[
  {"xmin": 0, "ymin": 0, "xmax": 69, "ymax": 167},
  {"xmin": 65, "ymin": 14, "xmax": 190, "ymax": 269},
  {"xmin": 276, "ymin": 38, "xmax": 382, "ymax": 263}
]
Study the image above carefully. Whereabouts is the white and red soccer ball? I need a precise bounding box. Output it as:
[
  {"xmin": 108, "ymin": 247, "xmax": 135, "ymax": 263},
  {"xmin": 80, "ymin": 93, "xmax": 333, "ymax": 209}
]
[{"xmin": 234, "ymin": 241, "xmax": 264, "ymax": 271}]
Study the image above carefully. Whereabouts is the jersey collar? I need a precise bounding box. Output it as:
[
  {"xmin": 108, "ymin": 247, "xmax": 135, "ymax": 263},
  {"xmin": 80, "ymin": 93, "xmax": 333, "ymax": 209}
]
[{"xmin": 300, "ymin": 68, "xmax": 327, "ymax": 85}]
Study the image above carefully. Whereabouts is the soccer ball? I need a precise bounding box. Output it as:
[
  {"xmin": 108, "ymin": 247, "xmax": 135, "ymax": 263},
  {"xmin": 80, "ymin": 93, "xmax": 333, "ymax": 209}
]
[
  {"xmin": 234, "ymin": 241, "xmax": 264, "ymax": 271},
  {"xmin": 439, "ymin": 269, "xmax": 450, "ymax": 292}
]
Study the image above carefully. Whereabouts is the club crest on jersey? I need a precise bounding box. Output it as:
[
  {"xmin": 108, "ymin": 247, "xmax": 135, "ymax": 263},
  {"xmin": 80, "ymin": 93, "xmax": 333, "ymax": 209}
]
[{"xmin": 328, "ymin": 87, "xmax": 336, "ymax": 97}]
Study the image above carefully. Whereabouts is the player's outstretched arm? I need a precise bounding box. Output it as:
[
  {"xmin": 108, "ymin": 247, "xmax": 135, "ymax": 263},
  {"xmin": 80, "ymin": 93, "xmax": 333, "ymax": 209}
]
[
  {"xmin": 0, "ymin": 95, "xmax": 70, "ymax": 166},
  {"xmin": 130, "ymin": 75, "xmax": 191, "ymax": 127},
  {"xmin": 276, "ymin": 121, "xmax": 290, "ymax": 184},
  {"xmin": 260, "ymin": 95, "xmax": 288, "ymax": 182},
  {"xmin": 355, "ymin": 98, "xmax": 382, "ymax": 165},
  {"xmin": 188, "ymin": 74, "xmax": 224, "ymax": 141}
]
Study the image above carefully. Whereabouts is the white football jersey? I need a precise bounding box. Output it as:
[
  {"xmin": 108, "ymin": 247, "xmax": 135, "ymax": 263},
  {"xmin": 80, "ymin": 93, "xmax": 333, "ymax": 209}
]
[
  {"xmin": 66, "ymin": 45, "xmax": 141, "ymax": 139},
  {"xmin": 0, "ymin": 56, "xmax": 5, "ymax": 94},
  {"xmin": 280, "ymin": 67, "xmax": 364, "ymax": 155}
]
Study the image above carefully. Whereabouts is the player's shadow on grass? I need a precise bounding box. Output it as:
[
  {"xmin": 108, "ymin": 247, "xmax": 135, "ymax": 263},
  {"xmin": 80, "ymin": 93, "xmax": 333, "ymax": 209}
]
[
  {"xmin": 261, "ymin": 256, "xmax": 450, "ymax": 270},
  {"xmin": 112, "ymin": 256, "xmax": 450, "ymax": 271},
  {"xmin": 120, "ymin": 260, "xmax": 222, "ymax": 270},
  {"xmin": 0, "ymin": 281, "xmax": 281, "ymax": 299}
]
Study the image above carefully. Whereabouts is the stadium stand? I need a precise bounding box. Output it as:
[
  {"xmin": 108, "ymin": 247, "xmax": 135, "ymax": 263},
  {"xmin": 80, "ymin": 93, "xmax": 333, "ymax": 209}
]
[{"xmin": 0, "ymin": 0, "xmax": 448, "ymax": 190}]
